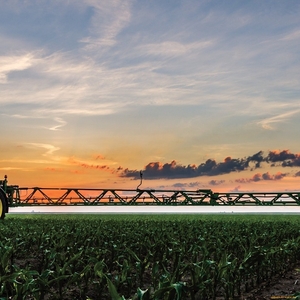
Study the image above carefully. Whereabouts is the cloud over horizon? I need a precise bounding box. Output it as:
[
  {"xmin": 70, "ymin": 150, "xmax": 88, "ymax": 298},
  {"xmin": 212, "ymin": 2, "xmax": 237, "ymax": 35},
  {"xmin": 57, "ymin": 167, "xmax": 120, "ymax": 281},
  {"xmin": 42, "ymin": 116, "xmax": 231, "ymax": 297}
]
[{"xmin": 120, "ymin": 150, "xmax": 300, "ymax": 180}]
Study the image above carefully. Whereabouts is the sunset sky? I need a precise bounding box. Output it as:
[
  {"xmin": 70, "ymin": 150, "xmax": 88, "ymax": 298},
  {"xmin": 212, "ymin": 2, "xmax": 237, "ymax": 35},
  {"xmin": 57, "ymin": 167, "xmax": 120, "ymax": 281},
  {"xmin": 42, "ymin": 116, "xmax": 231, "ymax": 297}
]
[{"xmin": 1, "ymin": 0, "xmax": 300, "ymax": 193}]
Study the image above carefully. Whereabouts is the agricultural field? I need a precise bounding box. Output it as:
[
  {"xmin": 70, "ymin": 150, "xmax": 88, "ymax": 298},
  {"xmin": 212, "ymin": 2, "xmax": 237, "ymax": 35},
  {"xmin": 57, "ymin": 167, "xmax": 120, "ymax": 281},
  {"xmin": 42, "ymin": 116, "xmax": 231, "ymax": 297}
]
[{"xmin": 1, "ymin": 213, "xmax": 300, "ymax": 299}]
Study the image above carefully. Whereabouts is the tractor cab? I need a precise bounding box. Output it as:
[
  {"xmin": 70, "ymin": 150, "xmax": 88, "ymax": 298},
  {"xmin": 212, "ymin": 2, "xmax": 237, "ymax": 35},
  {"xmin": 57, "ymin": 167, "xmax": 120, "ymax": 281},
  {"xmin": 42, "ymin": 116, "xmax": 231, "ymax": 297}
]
[
  {"xmin": 0, "ymin": 174, "xmax": 8, "ymax": 191},
  {"xmin": 0, "ymin": 175, "xmax": 9, "ymax": 219}
]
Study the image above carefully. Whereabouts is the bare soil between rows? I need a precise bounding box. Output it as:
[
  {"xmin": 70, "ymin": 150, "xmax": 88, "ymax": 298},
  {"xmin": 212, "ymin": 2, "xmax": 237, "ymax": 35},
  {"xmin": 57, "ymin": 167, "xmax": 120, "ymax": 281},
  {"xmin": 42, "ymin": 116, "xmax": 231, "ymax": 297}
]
[{"xmin": 240, "ymin": 263, "xmax": 300, "ymax": 300}]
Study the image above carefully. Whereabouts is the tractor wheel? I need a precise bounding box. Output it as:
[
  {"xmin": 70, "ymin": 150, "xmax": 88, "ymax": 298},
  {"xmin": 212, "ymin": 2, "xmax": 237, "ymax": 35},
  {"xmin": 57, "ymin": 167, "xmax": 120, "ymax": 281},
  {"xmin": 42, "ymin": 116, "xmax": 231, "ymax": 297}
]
[{"xmin": 0, "ymin": 191, "xmax": 7, "ymax": 219}]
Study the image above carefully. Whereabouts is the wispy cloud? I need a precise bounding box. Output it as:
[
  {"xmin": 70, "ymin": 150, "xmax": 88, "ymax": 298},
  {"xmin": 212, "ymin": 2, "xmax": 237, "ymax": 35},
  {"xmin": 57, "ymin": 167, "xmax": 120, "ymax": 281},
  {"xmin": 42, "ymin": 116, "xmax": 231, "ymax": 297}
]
[
  {"xmin": 1, "ymin": 49, "xmax": 234, "ymax": 116},
  {"xmin": 236, "ymin": 172, "xmax": 287, "ymax": 183},
  {"xmin": 81, "ymin": 0, "xmax": 132, "ymax": 49},
  {"xmin": 48, "ymin": 118, "xmax": 67, "ymax": 131},
  {"xmin": 26, "ymin": 143, "xmax": 60, "ymax": 157},
  {"xmin": 0, "ymin": 54, "xmax": 33, "ymax": 83},
  {"xmin": 257, "ymin": 110, "xmax": 300, "ymax": 130},
  {"xmin": 137, "ymin": 40, "xmax": 214, "ymax": 58},
  {"xmin": 0, "ymin": 167, "xmax": 24, "ymax": 171},
  {"xmin": 281, "ymin": 29, "xmax": 300, "ymax": 41},
  {"xmin": 0, "ymin": 51, "xmax": 132, "ymax": 115},
  {"xmin": 209, "ymin": 179, "xmax": 225, "ymax": 186},
  {"xmin": 67, "ymin": 155, "xmax": 119, "ymax": 169}
]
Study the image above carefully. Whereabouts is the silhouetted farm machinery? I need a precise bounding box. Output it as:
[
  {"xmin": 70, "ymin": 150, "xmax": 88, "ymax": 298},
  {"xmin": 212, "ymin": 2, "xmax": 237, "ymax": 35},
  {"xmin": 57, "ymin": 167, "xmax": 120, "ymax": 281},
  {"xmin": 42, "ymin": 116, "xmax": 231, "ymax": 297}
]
[{"xmin": 1, "ymin": 175, "xmax": 300, "ymax": 218}]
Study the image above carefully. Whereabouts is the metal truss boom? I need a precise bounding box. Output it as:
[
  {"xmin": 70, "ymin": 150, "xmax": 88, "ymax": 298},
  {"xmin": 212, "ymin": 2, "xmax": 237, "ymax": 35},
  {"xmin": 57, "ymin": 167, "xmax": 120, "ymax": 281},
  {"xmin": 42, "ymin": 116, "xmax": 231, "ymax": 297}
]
[{"xmin": 4, "ymin": 186, "xmax": 300, "ymax": 206}]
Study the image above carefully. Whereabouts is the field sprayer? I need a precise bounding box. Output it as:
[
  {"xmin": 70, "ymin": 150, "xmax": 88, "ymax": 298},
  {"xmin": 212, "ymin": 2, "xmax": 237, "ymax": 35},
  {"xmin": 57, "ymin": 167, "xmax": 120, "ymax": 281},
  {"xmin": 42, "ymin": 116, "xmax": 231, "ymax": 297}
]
[{"xmin": 1, "ymin": 175, "xmax": 300, "ymax": 219}]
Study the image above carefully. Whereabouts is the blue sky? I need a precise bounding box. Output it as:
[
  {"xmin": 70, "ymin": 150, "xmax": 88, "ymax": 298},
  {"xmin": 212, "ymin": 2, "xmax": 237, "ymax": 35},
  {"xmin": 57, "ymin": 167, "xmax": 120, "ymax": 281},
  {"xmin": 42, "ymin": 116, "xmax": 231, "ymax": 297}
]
[{"xmin": 1, "ymin": 0, "xmax": 300, "ymax": 192}]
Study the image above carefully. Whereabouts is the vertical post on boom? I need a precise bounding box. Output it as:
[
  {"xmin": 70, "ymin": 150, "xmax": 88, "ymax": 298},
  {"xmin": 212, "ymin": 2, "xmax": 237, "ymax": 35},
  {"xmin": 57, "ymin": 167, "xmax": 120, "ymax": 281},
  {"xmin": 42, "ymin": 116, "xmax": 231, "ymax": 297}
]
[{"xmin": 136, "ymin": 171, "xmax": 143, "ymax": 190}]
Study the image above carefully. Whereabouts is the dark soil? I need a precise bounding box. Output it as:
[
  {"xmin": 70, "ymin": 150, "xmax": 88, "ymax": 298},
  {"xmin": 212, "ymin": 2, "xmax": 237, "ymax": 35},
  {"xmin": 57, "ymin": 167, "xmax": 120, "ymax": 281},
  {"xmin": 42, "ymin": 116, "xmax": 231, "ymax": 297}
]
[{"xmin": 241, "ymin": 264, "xmax": 300, "ymax": 300}]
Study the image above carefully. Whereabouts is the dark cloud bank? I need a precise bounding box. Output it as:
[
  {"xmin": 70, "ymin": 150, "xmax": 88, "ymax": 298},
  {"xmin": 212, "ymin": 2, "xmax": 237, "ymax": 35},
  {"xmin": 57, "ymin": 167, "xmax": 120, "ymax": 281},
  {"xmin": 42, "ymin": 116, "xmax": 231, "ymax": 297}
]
[{"xmin": 120, "ymin": 150, "xmax": 300, "ymax": 180}]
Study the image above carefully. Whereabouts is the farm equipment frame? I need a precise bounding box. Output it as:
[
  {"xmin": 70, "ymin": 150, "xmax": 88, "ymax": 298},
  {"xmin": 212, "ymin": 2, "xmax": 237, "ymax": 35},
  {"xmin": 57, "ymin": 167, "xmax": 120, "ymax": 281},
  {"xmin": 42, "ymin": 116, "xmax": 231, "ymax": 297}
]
[{"xmin": 1, "ymin": 175, "xmax": 300, "ymax": 218}]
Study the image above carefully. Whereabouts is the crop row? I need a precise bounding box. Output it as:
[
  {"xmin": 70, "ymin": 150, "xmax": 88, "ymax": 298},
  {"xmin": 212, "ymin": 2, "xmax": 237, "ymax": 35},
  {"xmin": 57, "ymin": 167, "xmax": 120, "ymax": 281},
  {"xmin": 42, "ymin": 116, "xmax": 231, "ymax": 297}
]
[{"xmin": 1, "ymin": 214, "xmax": 300, "ymax": 299}]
